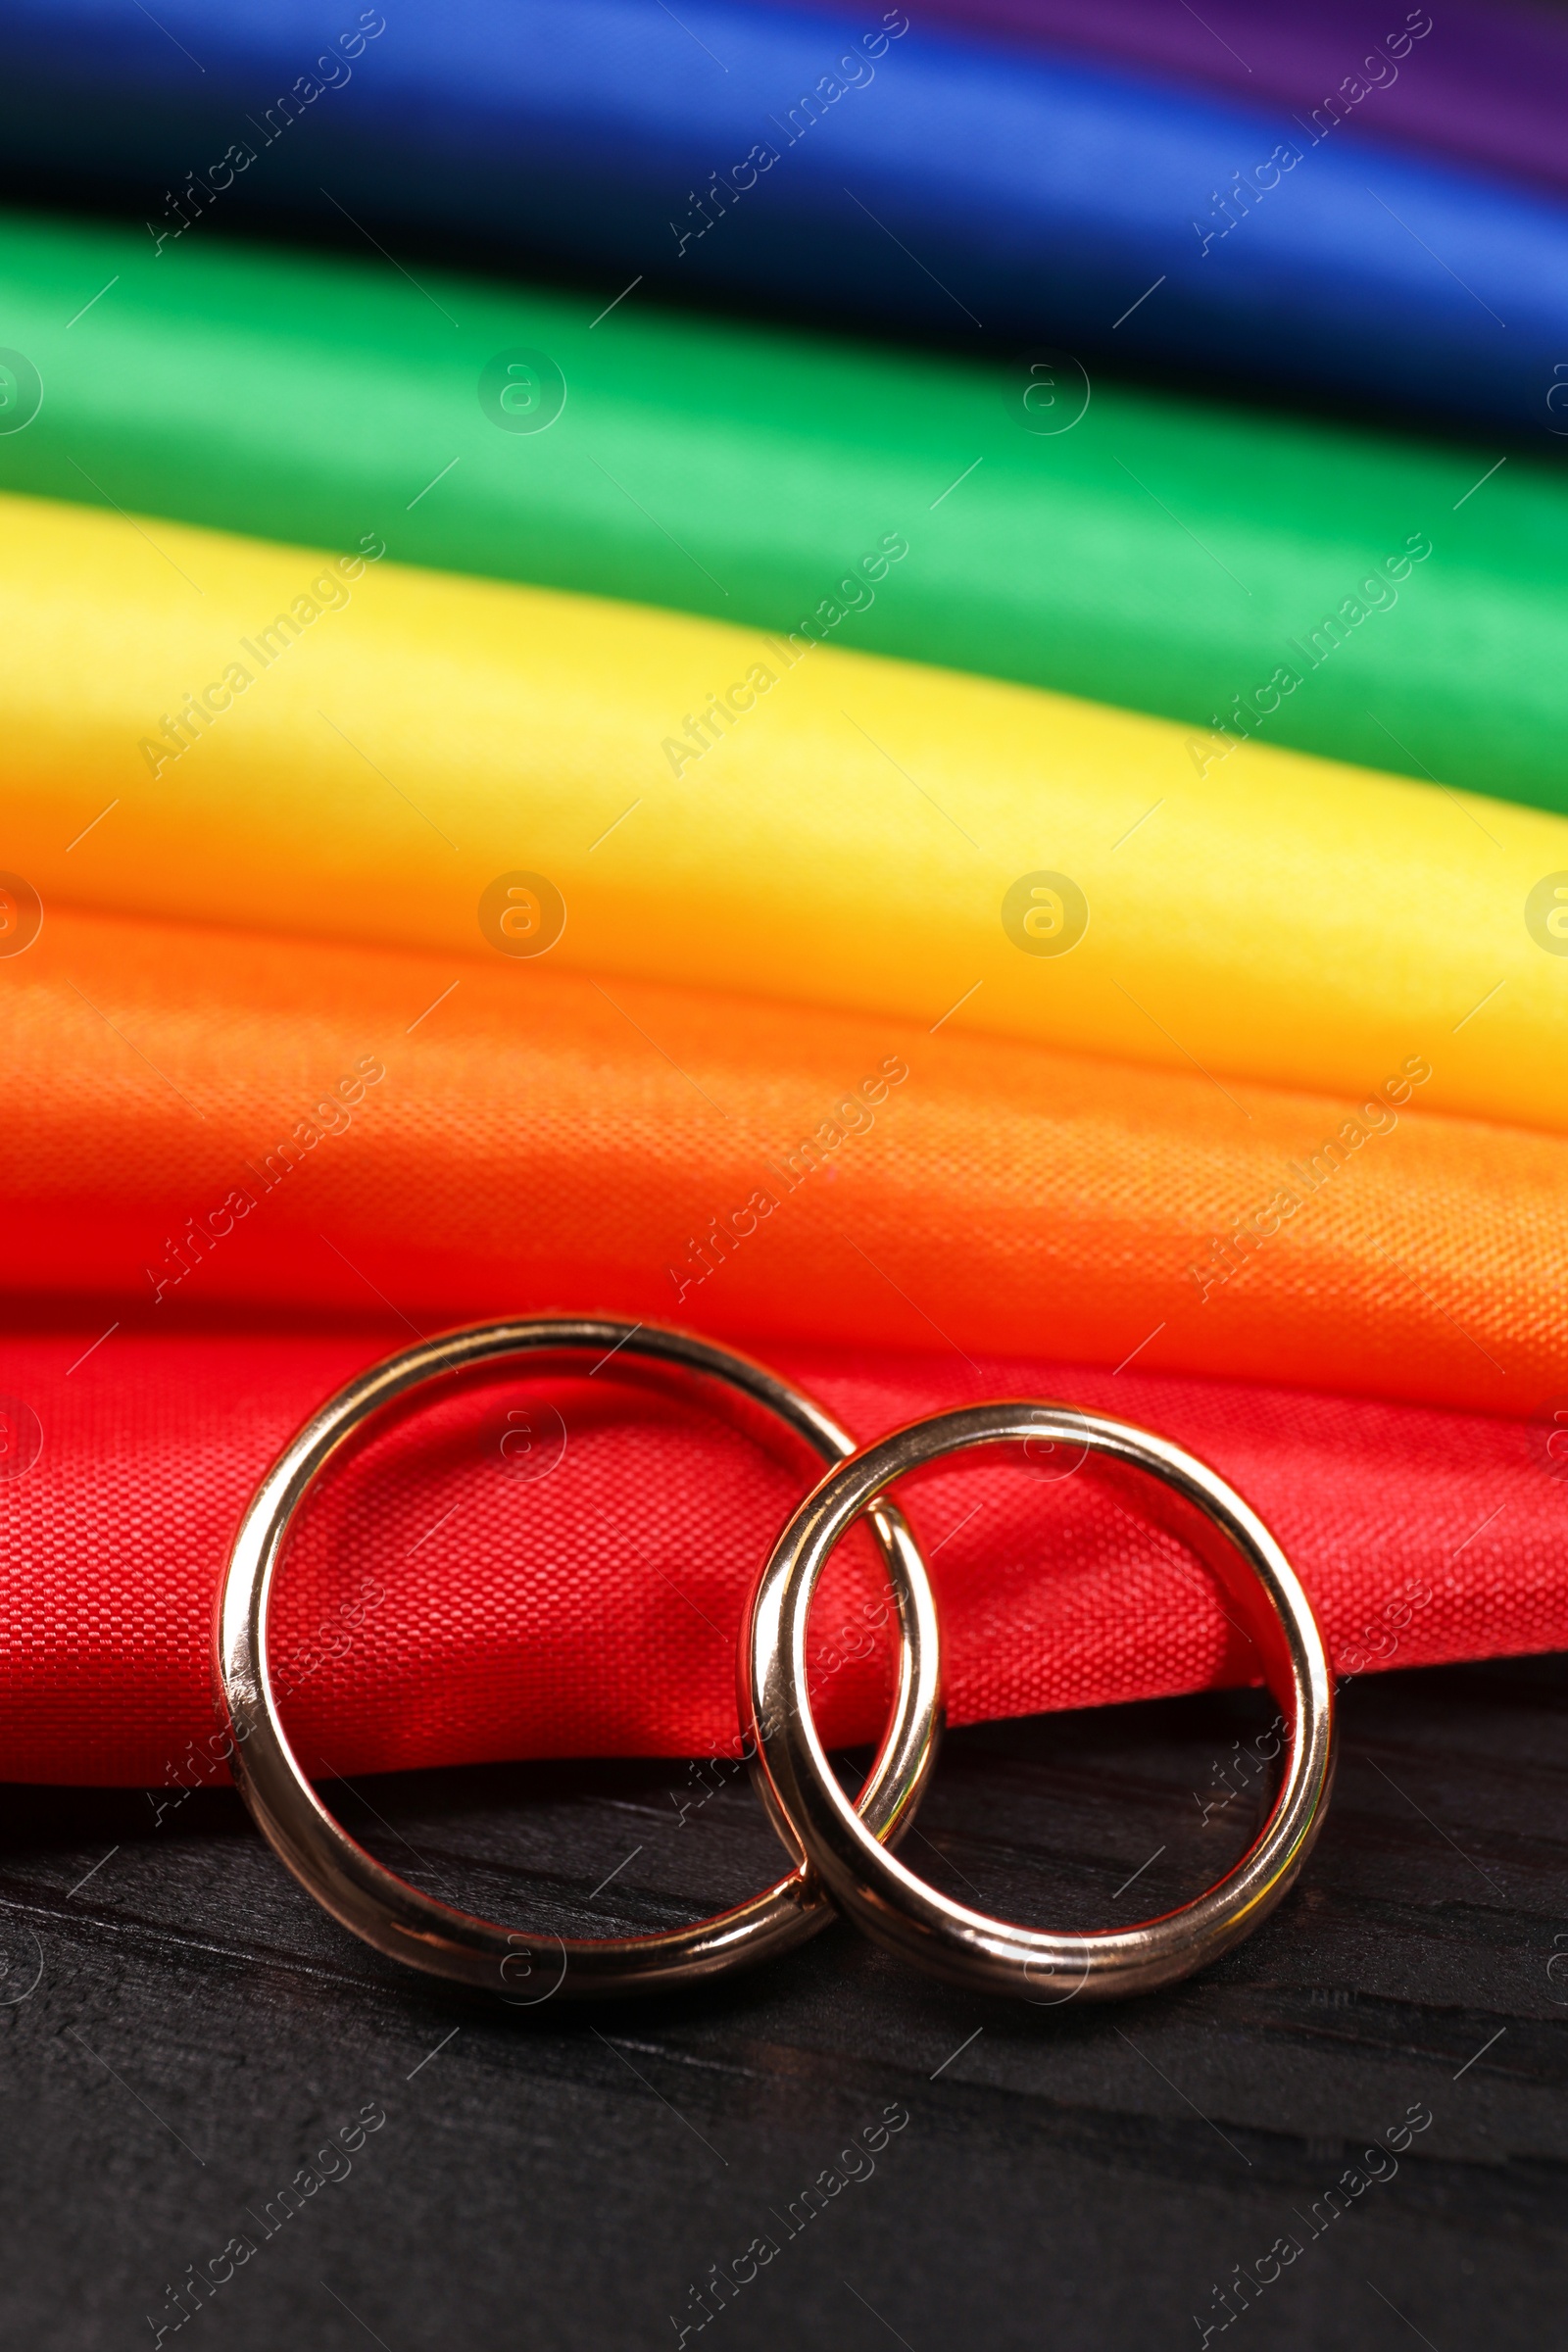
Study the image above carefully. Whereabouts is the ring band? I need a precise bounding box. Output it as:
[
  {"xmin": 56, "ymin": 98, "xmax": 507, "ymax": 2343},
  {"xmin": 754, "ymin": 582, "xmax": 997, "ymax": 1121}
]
[
  {"xmin": 215, "ymin": 1318, "xmax": 942, "ymax": 2000},
  {"xmin": 746, "ymin": 1401, "xmax": 1336, "ymax": 2002}
]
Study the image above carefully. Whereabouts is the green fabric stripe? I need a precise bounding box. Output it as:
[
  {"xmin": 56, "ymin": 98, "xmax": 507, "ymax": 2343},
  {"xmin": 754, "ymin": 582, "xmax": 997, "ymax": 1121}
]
[{"xmin": 4, "ymin": 209, "xmax": 1565, "ymax": 811}]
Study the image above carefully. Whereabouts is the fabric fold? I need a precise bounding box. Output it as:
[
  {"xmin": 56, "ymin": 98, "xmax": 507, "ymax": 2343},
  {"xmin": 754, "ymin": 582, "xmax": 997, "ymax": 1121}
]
[
  {"xmin": 4, "ymin": 496, "xmax": 1566, "ymax": 1140},
  {"xmin": 4, "ymin": 905, "xmax": 1563, "ymax": 1420},
  {"xmin": 767, "ymin": 0, "xmax": 1568, "ymax": 203},
  {"xmin": 4, "ymin": 210, "xmax": 1567, "ymax": 812},
  {"xmin": 0, "ymin": 1, "xmax": 1564, "ymax": 436},
  {"xmin": 0, "ymin": 1325, "xmax": 1556, "ymax": 1787}
]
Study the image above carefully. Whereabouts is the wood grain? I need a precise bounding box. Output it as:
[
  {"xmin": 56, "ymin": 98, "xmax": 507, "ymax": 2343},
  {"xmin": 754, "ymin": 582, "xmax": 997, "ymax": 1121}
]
[{"xmin": 1, "ymin": 1655, "xmax": 1563, "ymax": 2349}]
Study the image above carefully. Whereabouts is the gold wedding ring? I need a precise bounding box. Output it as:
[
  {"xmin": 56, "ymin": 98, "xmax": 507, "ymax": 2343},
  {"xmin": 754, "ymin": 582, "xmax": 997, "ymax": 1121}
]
[
  {"xmin": 745, "ymin": 1401, "xmax": 1335, "ymax": 2002},
  {"xmin": 220, "ymin": 1338, "xmax": 1335, "ymax": 2005},
  {"xmin": 216, "ymin": 1318, "xmax": 941, "ymax": 2000}
]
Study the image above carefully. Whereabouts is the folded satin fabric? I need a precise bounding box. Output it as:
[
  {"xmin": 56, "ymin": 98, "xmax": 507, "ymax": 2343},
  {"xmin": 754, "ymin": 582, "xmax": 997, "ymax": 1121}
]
[
  {"xmin": 6, "ymin": 906, "xmax": 1564, "ymax": 1420},
  {"xmin": 7, "ymin": 497, "xmax": 1568, "ymax": 1141},
  {"xmin": 1, "ymin": 1325, "xmax": 1555, "ymax": 1787},
  {"xmin": 769, "ymin": 0, "xmax": 1568, "ymax": 203},
  {"xmin": 1, "ymin": 2, "xmax": 1564, "ymax": 437},
  {"xmin": 8, "ymin": 215, "xmax": 1568, "ymax": 815}
]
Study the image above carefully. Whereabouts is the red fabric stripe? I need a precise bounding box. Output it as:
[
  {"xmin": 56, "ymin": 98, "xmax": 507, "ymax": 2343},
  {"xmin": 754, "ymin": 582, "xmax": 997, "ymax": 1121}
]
[{"xmin": 0, "ymin": 1327, "xmax": 1556, "ymax": 1788}]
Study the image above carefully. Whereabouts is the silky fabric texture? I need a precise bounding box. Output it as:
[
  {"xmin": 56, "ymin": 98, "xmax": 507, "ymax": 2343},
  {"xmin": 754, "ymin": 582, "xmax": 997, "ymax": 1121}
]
[
  {"xmin": 0, "ymin": 2, "xmax": 1563, "ymax": 437},
  {"xmin": 768, "ymin": 0, "xmax": 1568, "ymax": 202},
  {"xmin": 0, "ymin": 1327, "xmax": 1556, "ymax": 1787},
  {"xmin": 6, "ymin": 906, "xmax": 1564, "ymax": 1420},
  {"xmin": 7, "ymin": 217, "xmax": 1568, "ymax": 813},
  {"xmin": 7, "ymin": 499, "xmax": 1568, "ymax": 1139}
]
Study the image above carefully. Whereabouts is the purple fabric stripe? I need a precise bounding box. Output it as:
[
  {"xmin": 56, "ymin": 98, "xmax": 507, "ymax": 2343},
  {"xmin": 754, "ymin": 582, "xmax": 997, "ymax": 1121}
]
[{"xmin": 761, "ymin": 0, "xmax": 1568, "ymax": 199}]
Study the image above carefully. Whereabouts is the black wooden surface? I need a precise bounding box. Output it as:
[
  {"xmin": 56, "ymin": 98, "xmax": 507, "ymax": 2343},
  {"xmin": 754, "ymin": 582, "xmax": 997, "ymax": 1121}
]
[{"xmin": 3, "ymin": 1652, "xmax": 1565, "ymax": 2351}]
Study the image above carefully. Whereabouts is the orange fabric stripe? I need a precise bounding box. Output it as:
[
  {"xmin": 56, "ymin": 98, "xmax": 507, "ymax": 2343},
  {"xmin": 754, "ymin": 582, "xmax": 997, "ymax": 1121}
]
[{"xmin": 4, "ymin": 905, "xmax": 1559, "ymax": 1417}]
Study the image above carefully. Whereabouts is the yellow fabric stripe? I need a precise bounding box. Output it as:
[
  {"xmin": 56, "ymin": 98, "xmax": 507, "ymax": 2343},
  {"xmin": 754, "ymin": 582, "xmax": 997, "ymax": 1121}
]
[{"xmin": 5, "ymin": 493, "xmax": 1564, "ymax": 1135}]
